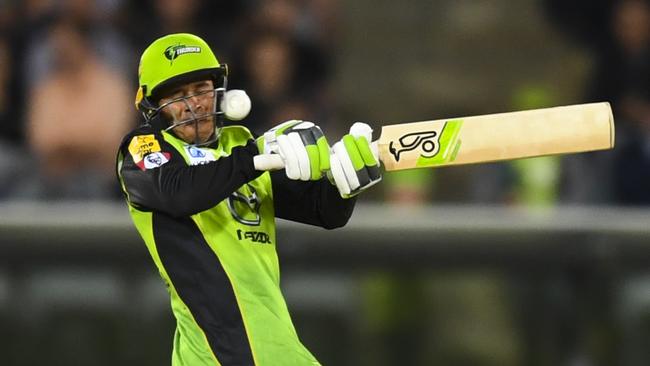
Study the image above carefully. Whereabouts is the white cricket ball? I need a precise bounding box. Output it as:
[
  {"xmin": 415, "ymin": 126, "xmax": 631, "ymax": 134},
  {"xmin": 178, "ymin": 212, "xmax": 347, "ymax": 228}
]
[{"xmin": 221, "ymin": 89, "xmax": 252, "ymax": 121}]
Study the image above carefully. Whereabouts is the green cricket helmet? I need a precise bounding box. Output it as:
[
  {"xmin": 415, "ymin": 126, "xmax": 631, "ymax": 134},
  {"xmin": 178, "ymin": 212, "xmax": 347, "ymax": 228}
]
[{"xmin": 135, "ymin": 33, "xmax": 228, "ymax": 145}]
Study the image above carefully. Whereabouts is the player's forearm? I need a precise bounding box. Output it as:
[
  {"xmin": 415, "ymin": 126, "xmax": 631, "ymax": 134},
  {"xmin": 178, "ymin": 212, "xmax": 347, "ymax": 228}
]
[
  {"xmin": 122, "ymin": 142, "xmax": 263, "ymax": 217},
  {"xmin": 314, "ymin": 179, "xmax": 356, "ymax": 229},
  {"xmin": 271, "ymin": 172, "xmax": 356, "ymax": 229},
  {"xmin": 159, "ymin": 145, "xmax": 263, "ymax": 216}
]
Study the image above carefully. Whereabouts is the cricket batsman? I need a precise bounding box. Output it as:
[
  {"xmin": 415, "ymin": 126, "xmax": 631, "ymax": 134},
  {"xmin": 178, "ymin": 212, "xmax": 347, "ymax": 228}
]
[{"xmin": 115, "ymin": 33, "xmax": 381, "ymax": 365}]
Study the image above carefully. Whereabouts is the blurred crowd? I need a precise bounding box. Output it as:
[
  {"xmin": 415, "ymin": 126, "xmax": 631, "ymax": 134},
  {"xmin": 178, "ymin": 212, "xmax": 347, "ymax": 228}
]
[
  {"xmin": 0, "ymin": 0, "xmax": 337, "ymax": 200},
  {"xmin": 545, "ymin": 0, "xmax": 650, "ymax": 205},
  {"xmin": 0, "ymin": 0, "xmax": 648, "ymax": 206}
]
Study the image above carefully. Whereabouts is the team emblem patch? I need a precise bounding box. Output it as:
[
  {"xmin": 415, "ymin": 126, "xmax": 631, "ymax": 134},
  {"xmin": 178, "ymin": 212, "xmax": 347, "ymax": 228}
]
[
  {"xmin": 140, "ymin": 151, "xmax": 171, "ymax": 170},
  {"xmin": 128, "ymin": 135, "xmax": 161, "ymax": 163}
]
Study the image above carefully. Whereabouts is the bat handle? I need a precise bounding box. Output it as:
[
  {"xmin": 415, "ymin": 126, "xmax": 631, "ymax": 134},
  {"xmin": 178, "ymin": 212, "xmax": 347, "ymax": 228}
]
[
  {"xmin": 254, "ymin": 154, "xmax": 285, "ymax": 171},
  {"xmin": 254, "ymin": 140, "xmax": 381, "ymax": 171}
]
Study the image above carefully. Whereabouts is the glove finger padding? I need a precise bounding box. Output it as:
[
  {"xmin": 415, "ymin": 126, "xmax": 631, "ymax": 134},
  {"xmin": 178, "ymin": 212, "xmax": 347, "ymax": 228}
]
[
  {"xmin": 329, "ymin": 149, "xmax": 351, "ymax": 196},
  {"xmin": 304, "ymin": 127, "xmax": 331, "ymax": 178},
  {"xmin": 352, "ymin": 135, "xmax": 381, "ymax": 182},
  {"xmin": 330, "ymin": 123, "xmax": 382, "ymax": 198},
  {"xmin": 333, "ymin": 139, "xmax": 361, "ymax": 191},
  {"xmin": 276, "ymin": 134, "xmax": 303, "ymax": 180},
  {"xmin": 289, "ymin": 132, "xmax": 312, "ymax": 180},
  {"xmin": 258, "ymin": 120, "xmax": 330, "ymax": 181}
]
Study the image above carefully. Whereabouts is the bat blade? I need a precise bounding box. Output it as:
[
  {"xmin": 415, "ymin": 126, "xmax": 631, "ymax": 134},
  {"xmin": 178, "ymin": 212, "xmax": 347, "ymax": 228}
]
[{"xmin": 376, "ymin": 102, "xmax": 615, "ymax": 171}]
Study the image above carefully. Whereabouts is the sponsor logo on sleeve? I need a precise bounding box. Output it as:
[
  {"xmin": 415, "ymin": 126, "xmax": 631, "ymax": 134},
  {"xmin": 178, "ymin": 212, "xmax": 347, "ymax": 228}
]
[
  {"xmin": 127, "ymin": 134, "xmax": 171, "ymax": 170},
  {"xmin": 128, "ymin": 135, "xmax": 161, "ymax": 162}
]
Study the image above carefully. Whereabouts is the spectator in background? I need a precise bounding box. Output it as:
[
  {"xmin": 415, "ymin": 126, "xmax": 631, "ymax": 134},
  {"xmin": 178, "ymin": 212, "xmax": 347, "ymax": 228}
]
[
  {"xmin": 0, "ymin": 38, "xmax": 16, "ymax": 144},
  {"xmin": 254, "ymin": 1, "xmax": 333, "ymax": 91},
  {"xmin": 23, "ymin": 0, "xmax": 133, "ymax": 90},
  {"xmin": 0, "ymin": 37, "xmax": 32, "ymax": 199},
  {"xmin": 588, "ymin": 0, "xmax": 650, "ymax": 125},
  {"xmin": 603, "ymin": 0, "xmax": 650, "ymax": 204},
  {"xmin": 231, "ymin": 0, "xmax": 333, "ymax": 135},
  {"xmin": 0, "ymin": 2, "xmax": 25, "ymax": 145},
  {"xmin": 123, "ymin": 0, "xmax": 251, "ymax": 64},
  {"xmin": 546, "ymin": 0, "xmax": 650, "ymax": 204},
  {"xmin": 126, "ymin": 0, "xmax": 207, "ymax": 53},
  {"xmin": 19, "ymin": 20, "xmax": 133, "ymax": 199},
  {"xmin": 560, "ymin": 0, "xmax": 650, "ymax": 204},
  {"xmin": 22, "ymin": 0, "xmax": 56, "ymax": 29},
  {"xmin": 237, "ymin": 32, "xmax": 309, "ymax": 133},
  {"xmin": 298, "ymin": 0, "xmax": 340, "ymax": 50},
  {"xmin": 0, "ymin": 3, "xmax": 37, "ymax": 198}
]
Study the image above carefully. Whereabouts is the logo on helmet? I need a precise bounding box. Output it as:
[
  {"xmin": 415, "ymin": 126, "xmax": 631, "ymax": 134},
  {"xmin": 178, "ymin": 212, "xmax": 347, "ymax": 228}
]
[{"xmin": 164, "ymin": 44, "xmax": 201, "ymax": 63}]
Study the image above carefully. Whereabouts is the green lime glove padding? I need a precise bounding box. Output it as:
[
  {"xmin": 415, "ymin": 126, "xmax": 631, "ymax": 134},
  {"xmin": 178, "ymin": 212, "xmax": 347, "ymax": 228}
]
[
  {"xmin": 306, "ymin": 135, "xmax": 331, "ymax": 179},
  {"xmin": 345, "ymin": 134, "xmax": 381, "ymax": 183},
  {"xmin": 257, "ymin": 120, "xmax": 331, "ymax": 180},
  {"xmin": 329, "ymin": 132, "xmax": 381, "ymax": 199},
  {"xmin": 342, "ymin": 135, "xmax": 365, "ymax": 171}
]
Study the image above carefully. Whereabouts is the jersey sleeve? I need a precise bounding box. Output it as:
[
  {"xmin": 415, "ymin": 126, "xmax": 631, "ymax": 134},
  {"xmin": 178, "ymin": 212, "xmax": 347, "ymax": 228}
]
[
  {"xmin": 117, "ymin": 128, "xmax": 263, "ymax": 217},
  {"xmin": 271, "ymin": 171, "xmax": 356, "ymax": 229}
]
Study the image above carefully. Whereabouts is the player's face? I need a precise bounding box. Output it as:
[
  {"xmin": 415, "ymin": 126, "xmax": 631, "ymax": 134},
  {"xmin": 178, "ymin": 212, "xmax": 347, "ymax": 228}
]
[{"xmin": 158, "ymin": 79, "xmax": 216, "ymax": 144}]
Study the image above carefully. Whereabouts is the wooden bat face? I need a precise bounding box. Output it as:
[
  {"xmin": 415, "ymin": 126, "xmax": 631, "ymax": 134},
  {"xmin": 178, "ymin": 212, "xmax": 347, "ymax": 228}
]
[{"xmin": 376, "ymin": 103, "xmax": 614, "ymax": 171}]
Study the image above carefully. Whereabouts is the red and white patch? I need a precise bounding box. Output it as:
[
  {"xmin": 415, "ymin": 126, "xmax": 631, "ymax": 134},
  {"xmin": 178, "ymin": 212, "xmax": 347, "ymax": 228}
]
[{"xmin": 136, "ymin": 152, "xmax": 171, "ymax": 170}]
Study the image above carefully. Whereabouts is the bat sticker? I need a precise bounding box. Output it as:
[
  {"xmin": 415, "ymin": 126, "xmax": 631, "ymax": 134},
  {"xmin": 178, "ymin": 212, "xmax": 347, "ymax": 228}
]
[
  {"xmin": 388, "ymin": 131, "xmax": 439, "ymax": 162},
  {"xmin": 415, "ymin": 120, "xmax": 463, "ymax": 167}
]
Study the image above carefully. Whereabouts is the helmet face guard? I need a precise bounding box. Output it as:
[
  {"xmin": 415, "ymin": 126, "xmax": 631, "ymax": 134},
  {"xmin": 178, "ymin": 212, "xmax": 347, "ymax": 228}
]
[{"xmin": 147, "ymin": 74, "xmax": 227, "ymax": 146}]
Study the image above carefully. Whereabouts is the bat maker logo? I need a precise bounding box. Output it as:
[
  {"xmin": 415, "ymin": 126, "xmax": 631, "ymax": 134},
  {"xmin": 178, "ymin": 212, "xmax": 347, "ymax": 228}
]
[
  {"xmin": 389, "ymin": 131, "xmax": 439, "ymax": 162},
  {"xmin": 387, "ymin": 119, "xmax": 463, "ymax": 168}
]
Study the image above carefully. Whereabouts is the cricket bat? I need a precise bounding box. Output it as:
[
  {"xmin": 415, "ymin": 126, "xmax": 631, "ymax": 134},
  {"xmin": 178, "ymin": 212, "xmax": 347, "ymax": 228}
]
[{"xmin": 253, "ymin": 102, "xmax": 615, "ymax": 171}]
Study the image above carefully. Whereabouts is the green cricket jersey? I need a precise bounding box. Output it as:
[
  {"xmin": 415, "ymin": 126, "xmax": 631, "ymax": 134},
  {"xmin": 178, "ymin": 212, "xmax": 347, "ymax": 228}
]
[{"xmin": 116, "ymin": 124, "xmax": 355, "ymax": 365}]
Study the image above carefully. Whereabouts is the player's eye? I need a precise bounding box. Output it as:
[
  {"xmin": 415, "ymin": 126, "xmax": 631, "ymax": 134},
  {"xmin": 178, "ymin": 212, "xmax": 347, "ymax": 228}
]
[
  {"xmin": 161, "ymin": 91, "xmax": 183, "ymax": 103},
  {"xmin": 195, "ymin": 83, "xmax": 214, "ymax": 94},
  {"xmin": 191, "ymin": 89, "xmax": 215, "ymax": 100}
]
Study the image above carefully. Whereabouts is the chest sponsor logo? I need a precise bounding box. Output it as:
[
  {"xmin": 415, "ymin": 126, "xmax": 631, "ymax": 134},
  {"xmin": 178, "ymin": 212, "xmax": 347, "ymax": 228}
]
[
  {"xmin": 185, "ymin": 146, "xmax": 216, "ymax": 165},
  {"xmin": 227, "ymin": 184, "xmax": 261, "ymax": 226},
  {"xmin": 236, "ymin": 229, "xmax": 272, "ymax": 244}
]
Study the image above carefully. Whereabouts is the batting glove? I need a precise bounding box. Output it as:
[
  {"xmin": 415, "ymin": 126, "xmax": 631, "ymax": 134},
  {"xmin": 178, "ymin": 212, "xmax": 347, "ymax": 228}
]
[
  {"xmin": 257, "ymin": 120, "xmax": 330, "ymax": 180},
  {"xmin": 329, "ymin": 122, "xmax": 382, "ymax": 198}
]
